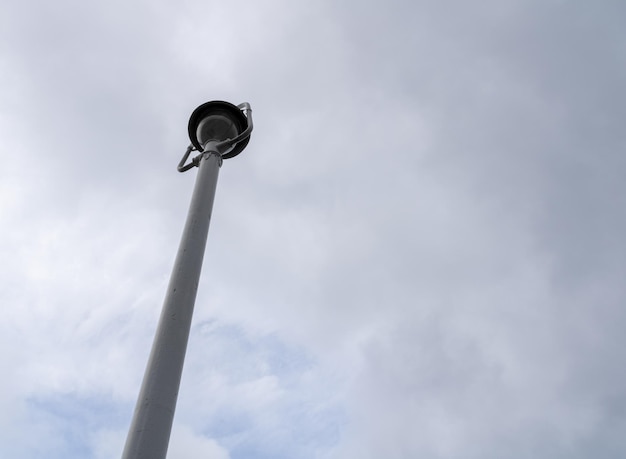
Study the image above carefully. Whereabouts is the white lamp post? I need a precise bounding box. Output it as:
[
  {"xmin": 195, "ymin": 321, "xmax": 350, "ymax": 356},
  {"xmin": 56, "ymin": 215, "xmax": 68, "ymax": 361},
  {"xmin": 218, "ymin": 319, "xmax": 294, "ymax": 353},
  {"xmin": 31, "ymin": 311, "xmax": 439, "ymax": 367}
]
[{"xmin": 121, "ymin": 101, "xmax": 253, "ymax": 459}]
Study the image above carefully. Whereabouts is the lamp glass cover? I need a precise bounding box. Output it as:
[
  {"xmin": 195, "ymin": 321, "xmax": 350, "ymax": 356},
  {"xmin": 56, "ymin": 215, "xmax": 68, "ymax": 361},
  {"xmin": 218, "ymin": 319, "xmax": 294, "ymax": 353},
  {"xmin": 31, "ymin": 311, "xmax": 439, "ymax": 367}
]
[{"xmin": 196, "ymin": 114, "xmax": 239, "ymax": 146}]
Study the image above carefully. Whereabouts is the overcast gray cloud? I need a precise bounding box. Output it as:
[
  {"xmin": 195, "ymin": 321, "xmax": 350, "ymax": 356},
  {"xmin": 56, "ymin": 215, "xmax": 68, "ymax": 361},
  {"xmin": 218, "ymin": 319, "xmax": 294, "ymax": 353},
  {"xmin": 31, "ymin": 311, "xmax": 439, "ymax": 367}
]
[{"xmin": 1, "ymin": 0, "xmax": 625, "ymax": 458}]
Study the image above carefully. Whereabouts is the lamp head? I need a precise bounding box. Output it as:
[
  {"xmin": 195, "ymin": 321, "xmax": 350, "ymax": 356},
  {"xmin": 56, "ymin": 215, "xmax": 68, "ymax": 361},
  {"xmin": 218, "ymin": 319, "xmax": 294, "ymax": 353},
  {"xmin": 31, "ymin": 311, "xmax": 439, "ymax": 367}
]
[{"xmin": 188, "ymin": 100, "xmax": 250, "ymax": 159}]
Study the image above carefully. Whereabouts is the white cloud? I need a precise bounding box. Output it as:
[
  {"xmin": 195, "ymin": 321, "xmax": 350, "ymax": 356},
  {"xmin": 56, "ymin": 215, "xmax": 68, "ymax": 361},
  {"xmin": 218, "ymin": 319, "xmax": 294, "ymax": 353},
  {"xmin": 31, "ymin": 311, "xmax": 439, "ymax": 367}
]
[
  {"xmin": 1, "ymin": 0, "xmax": 625, "ymax": 458},
  {"xmin": 168, "ymin": 425, "xmax": 230, "ymax": 459}
]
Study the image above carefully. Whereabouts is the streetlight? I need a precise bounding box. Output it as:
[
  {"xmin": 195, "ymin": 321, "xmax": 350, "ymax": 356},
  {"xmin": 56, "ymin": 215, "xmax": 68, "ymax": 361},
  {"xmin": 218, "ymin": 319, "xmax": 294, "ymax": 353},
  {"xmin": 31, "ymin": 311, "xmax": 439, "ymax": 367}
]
[{"xmin": 121, "ymin": 101, "xmax": 253, "ymax": 459}]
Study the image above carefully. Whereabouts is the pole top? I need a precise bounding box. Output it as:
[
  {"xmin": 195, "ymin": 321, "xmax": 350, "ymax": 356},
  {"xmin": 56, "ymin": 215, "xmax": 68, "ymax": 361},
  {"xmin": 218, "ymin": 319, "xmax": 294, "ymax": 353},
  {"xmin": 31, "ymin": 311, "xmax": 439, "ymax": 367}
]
[{"xmin": 188, "ymin": 100, "xmax": 251, "ymax": 159}]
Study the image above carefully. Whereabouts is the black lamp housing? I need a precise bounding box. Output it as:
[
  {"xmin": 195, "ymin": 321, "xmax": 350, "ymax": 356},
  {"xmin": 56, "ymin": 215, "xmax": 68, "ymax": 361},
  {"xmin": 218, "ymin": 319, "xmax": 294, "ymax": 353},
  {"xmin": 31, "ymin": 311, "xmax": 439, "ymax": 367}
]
[{"xmin": 187, "ymin": 100, "xmax": 250, "ymax": 159}]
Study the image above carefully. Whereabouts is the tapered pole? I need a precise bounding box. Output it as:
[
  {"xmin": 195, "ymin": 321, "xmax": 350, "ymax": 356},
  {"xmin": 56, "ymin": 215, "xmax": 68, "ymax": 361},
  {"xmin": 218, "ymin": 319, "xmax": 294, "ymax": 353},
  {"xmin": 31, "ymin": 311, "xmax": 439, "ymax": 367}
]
[{"xmin": 121, "ymin": 146, "xmax": 222, "ymax": 459}]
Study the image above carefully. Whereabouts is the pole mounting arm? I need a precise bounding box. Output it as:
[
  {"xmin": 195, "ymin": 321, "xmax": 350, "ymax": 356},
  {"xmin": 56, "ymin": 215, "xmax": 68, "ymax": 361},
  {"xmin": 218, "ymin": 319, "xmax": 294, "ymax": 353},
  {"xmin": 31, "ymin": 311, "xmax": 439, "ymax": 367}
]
[
  {"xmin": 220, "ymin": 103, "xmax": 253, "ymax": 151},
  {"xmin": 177, "ymin": 145, "xmax": 201, "ymax": 173}
]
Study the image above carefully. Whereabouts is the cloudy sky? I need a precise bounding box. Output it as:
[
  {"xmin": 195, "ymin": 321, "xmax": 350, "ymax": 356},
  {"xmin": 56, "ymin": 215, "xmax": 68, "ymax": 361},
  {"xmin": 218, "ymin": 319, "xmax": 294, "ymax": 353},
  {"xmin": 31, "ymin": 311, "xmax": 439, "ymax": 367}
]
[{"xmin": 1, "ymin": 0, "xmax": 625, "ymax": 458}]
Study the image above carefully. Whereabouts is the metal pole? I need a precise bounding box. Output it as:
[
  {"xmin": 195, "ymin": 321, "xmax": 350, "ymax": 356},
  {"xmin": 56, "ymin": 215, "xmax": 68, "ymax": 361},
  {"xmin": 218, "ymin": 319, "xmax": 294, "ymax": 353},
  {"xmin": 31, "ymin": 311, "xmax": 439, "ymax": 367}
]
[{"xmin": 121, "ymin": 144, "xmax": 222, "ymax": 459}]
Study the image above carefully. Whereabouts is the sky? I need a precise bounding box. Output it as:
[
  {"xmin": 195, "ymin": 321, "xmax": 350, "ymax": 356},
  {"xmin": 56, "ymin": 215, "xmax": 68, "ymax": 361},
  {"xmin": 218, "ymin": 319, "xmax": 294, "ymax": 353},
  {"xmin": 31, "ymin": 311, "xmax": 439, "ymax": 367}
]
[{"xmin": 1, "ymin": 0, "xmax": 625, "ymax": 458}]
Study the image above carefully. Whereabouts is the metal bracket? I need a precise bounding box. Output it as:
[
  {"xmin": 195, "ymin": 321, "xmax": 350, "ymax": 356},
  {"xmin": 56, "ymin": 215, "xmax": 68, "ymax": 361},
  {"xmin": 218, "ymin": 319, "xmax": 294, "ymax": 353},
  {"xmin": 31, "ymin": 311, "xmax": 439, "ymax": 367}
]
[
  {"xmin": 177, "ymin": 145, "xmax": 202, "ymax": 172},
  {"xmin": 177, "ymin": 146, "xmax": 226, "ymax": 172}
]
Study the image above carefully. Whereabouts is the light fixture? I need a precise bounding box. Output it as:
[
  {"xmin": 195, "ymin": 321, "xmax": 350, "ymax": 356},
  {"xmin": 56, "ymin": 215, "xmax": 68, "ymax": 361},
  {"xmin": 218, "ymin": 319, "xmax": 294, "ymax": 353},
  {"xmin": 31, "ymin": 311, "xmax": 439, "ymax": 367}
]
[{"xmin": 188, "ymin": 100, "xmax": 252, "ymax": 159}]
